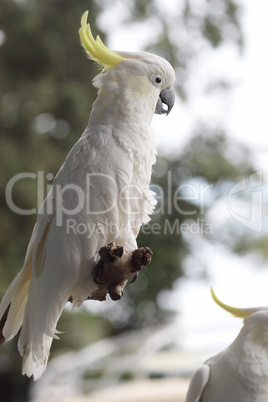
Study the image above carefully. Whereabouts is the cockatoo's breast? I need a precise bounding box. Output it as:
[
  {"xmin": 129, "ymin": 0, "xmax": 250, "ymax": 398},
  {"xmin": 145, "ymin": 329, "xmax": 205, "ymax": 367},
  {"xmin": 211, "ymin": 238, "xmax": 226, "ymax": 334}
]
[
  {"xmin": 80, "ymin": 125, "xmax": 156, "ymax": 245},
  {"xmin": 84, "ymin": 68, "xmax": 158, "ymax": 235}
]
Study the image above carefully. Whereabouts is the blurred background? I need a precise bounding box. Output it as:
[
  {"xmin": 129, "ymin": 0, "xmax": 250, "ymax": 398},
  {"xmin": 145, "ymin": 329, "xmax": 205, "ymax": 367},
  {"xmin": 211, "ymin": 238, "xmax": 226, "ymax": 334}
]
[{"xmin": 0, "ymin": 0, "xmax": 268, "ymax": 401}]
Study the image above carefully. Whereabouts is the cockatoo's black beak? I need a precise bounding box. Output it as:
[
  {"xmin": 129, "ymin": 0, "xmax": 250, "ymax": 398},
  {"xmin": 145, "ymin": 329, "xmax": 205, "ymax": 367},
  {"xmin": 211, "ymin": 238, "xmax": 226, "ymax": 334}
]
[{"xmin": 154, "ymin": 86, "xmax": 175, "ymax": 115}]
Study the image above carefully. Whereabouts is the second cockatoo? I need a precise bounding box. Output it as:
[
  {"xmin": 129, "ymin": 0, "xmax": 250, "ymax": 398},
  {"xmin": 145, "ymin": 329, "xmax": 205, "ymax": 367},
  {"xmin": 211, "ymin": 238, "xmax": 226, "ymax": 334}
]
[
  {"xmin": 0, "ymin": 11, "xmax": 175, "ymax": 380},
  {"xmin": 186, "ymin": 288, "xmax": 268, "ymax": 402}
]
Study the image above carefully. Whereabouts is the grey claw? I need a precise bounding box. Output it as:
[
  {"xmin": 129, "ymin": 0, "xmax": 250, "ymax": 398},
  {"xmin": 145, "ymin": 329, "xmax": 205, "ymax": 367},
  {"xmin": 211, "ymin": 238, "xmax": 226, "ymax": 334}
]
[
  {"xmin": 92, "ymin": 259, "xmax": 103, "ymax": 285},
  {"xmin": 128, "ymin": 272, "xmax": 138, "ymax": 284}
]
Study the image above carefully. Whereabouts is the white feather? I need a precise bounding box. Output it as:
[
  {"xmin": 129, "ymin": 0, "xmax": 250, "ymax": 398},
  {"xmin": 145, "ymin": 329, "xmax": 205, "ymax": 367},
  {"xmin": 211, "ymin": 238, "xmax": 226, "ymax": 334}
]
[{"xmin": 186, "ymin": 365, "xmax": 210, "ymax": 402}]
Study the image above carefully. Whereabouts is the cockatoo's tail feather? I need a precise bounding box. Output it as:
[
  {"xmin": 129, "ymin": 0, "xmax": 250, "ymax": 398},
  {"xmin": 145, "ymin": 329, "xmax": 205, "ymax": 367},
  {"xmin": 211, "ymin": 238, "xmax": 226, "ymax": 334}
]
[
  {"xmin": 21, "ymin": 335, "xmax": 53, "ymax": 381},
  {"xmin": 211, "ymin": 287, "xmax": 262, "ymax": 318},
  {"xmin": 79, "ymin": 11, "xmax": 124, "ymax": 70},
  {"xmin": 0, "ymin": 240, "xmax": 34, "ymax": 341}
]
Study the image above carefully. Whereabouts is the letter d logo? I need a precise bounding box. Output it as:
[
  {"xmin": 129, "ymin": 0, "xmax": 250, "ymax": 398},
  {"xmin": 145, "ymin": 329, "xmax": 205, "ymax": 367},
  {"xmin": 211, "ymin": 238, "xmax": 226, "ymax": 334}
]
[{"xmin": 227, "ymin": 171, "xmax": 263, "ymax": 232}]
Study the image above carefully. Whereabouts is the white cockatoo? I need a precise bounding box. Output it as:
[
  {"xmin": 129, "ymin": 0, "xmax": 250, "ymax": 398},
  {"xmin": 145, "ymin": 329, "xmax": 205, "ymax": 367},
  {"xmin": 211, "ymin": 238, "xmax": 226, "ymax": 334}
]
[
  {"xmin": 186, "ymin": 288, "xmax": 268, "ymax": 402},
  {"xmin": 0, "ymin": 11, "xmax": 175, "ymax": 380}
]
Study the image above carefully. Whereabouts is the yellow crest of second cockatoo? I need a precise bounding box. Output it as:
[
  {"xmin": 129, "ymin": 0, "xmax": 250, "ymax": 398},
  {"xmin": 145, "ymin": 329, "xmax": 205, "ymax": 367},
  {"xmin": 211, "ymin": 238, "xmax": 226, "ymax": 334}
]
[
  {"xmin": 79, "ymin": 11, "xmax": 125, "ymax": 71},
  {"xmin": 211, "ymin": 287, "xmax": 261, "ymax": 319}
]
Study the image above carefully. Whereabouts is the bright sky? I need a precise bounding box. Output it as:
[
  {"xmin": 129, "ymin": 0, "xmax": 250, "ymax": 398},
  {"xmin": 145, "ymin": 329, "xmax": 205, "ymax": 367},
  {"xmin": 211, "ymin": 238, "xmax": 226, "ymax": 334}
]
[
  {"xmin": 228, "ymin": 1, "xmax": 268, "ymax": 151},
  {"xmin": 172, "ymin": 0, "xmax": 268, "ymax": 357}
]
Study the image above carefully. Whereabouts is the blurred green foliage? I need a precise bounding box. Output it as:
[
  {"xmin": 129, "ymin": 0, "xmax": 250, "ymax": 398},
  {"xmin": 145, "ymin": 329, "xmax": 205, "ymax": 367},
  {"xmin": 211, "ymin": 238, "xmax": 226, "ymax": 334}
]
[{"xmin": 0, "ymin": 0, "xmax": 255, "ymax": 400}]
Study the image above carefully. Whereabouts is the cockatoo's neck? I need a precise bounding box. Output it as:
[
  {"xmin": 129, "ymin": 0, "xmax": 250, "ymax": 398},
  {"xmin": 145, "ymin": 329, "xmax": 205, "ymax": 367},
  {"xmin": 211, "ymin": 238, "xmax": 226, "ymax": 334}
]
[
  {"xmin": 87, "ymin": 70, "xmax": 159, "ymax": 133},
  {"xmin": 230, "ymin": 310, "xmax": 268, "ymax": 356}
]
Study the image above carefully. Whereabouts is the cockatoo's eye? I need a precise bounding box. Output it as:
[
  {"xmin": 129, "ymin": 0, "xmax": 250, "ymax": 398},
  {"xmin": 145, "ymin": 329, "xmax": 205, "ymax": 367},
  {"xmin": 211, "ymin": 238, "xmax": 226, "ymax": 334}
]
[{"xmin": 151, "ymin": 75, "xmax": 162, "ymax": 87}]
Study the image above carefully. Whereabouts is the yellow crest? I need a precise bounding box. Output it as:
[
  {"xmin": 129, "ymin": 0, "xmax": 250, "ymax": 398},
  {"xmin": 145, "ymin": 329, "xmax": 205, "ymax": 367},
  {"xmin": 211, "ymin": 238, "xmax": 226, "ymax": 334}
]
[
  {"xmin": 79, "ymin": 11, "xmax": 124, "ymax": 71},
  {"xmin": 210, "ymin": 287, "xmax": 260, "ymax": 319}
]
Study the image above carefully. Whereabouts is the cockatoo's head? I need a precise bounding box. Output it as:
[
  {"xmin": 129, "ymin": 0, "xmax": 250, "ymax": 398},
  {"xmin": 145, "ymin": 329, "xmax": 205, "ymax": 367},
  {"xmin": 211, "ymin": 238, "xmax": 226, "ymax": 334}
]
[
  {"xmin": 79, "ymin": 11, "xmax": 175, "ymax": 117},
  {"xmin": 211, "ymin": 287, "xmax": 268, "ymax": 345}
]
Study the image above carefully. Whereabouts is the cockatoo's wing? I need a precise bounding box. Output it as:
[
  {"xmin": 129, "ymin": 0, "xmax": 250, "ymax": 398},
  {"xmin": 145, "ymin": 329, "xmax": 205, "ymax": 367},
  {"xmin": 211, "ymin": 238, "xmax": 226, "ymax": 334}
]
[
  {"xmin": 17, "ymin": 200, "xmax": 73, "ymax": 379},
  {"xmin": 16, "ymin": 126, "xmax": 146, "ymax": 379},
  {"xmin": 186, "ymin": 364, "xmax": 210, "ymax": 402},
  {"xmin": 0, "ymin": 225, "xmax": 36, "ymax": 341},
  {"xmin": 15, "ymin": 133, "xmax": 118, "ymax": 378}
]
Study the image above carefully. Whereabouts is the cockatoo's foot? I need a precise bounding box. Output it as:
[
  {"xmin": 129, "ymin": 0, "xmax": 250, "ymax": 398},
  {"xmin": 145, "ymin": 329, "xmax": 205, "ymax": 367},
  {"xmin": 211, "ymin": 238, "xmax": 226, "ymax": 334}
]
[
  {"xmin": 132, "ymin": 246, "xmax": 152, "ymax": 268},
  {"xmin": 127, "ymin": 246, "xmax": 153, "ymax": 284},
  {"xmin": 90, "ymin": 243, "xmax": 152, "ymax": 301}
]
